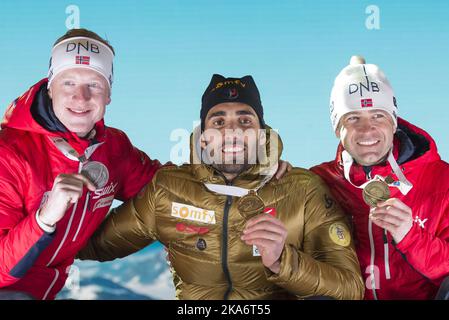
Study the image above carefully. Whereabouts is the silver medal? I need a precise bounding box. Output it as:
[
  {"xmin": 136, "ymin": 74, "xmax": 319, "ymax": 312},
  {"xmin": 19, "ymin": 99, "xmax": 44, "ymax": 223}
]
[{"xmin": 81, "ymin": 161, "xmax": 109, "ymax": 189}]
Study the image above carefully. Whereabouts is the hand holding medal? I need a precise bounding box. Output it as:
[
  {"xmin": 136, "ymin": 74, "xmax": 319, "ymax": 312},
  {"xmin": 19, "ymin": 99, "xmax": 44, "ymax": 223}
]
[
  {"xmin": 365, "ymin": 177, "xmax": 414, "ymax": 243},
  {"xmin": 38, "ymin": 173, "xmax": 96, "ymax": 227},
  {"xmin": 240, "ymin": 197, "xmax": 287, "ymax": 274}
]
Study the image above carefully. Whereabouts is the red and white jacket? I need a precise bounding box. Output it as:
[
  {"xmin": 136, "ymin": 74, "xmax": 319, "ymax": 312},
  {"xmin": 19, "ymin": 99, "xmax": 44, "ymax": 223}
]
[
  {"xmin": 312, "ymin": 118, "xmax": 449, "ymax": 300},
  {"xmin": 0, "ymin": 79, "xmax": 160, "ymax": 299}
]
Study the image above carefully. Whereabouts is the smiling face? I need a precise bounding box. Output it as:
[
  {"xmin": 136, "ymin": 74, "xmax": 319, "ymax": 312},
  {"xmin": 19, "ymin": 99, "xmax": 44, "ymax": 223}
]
[
  {"xmin": 48, "ymin": 68, "xmax": 111, "ymax": 137},
  {"xmin": 337, "ymin": 109, "xmax": 396, "ymax": 166},
  {"xmin": 202, "ymin": 102, "xmax": 263, "ymax": 180}
]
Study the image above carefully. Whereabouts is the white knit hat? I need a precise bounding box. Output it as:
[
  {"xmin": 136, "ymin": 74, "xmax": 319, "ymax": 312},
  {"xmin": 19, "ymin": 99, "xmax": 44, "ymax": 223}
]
[{"xmin": 330, "ymin": 55, "xmax": 398, "ymax": 132}]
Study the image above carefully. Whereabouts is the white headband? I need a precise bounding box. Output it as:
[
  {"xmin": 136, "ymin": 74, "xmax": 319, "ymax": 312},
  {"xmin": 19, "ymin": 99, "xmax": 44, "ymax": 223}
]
[{"xmin": 47, "ymin": 36, "xmax": 114, "ymax": 89}]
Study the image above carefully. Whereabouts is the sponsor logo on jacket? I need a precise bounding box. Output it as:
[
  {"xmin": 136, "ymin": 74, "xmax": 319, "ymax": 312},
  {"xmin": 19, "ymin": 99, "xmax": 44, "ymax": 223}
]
[
  {"xmin": 93, "ymin": 195, "xmax": 114, "ymax": 211},
  {"xmin": 176, "ymin": 223, "xmax": 210, "ymax": 235},
  {"xmin": 91, "ymin": 182, "xmax": 117, "ymax": 211},
  {"xmin": 414, "ymin": 215, "xmax": 428, "ymax": 229},
  {"xmin": 92, "ymin": 182, "xmax": 118, "ymax": 200},
  {"xmin": 171, "ymin": 202, "xmax": 216, "ymax": 224}
]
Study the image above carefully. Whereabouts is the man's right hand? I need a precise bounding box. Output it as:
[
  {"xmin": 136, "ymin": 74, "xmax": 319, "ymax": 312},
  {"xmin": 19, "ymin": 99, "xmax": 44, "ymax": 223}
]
[{"xmin": 38, "ymin": 174, "xmax": 96, "ymax": 227}]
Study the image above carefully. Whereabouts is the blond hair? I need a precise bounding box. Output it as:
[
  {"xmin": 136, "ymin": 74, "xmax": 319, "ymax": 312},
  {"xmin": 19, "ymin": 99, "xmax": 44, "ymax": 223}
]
[{"xmin": 53, "ymin": 28, "xmax": 115, "ymax": 55}]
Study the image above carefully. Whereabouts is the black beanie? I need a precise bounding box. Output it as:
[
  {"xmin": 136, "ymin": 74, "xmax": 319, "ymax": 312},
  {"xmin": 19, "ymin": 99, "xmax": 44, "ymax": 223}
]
[{"xmin": 200, "ymin": 74, "xmax": 265, "ymax": 131}]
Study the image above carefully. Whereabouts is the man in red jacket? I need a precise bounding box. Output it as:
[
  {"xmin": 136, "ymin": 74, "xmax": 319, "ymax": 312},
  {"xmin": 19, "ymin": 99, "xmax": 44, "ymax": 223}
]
[
  {"xmin": 0, "ymin": 28, "xmax": 161, "ymax": 299},
  {"xmin": 311, "ymin": 56, "xmax": 449, "ymax": 300}
]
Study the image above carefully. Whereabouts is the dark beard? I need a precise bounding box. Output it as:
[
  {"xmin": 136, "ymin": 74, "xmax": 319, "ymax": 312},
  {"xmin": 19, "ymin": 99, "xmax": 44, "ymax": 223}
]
[{"xmin": 212, "ymin": 163, "xmax": 252, "ymax": 178}]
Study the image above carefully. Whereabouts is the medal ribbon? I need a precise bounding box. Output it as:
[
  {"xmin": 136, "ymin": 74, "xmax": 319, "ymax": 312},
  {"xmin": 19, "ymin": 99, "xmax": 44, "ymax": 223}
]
[
  {"xmin": 48, "ymin": 136, "xmax": 104, "ymax": 165},
  {"xmin": 203, "ymin": 162, "xmax": 278, "ymax": 198},
  {"xmin": 342, "ymin": 149, "xmax": 413, "ymax": 195}
]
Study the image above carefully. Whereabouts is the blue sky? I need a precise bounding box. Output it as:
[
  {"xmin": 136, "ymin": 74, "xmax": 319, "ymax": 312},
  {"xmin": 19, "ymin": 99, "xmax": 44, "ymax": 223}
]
[{"xmin": 0, "ymin": 0, "xmax": 448, "ymax": 167}]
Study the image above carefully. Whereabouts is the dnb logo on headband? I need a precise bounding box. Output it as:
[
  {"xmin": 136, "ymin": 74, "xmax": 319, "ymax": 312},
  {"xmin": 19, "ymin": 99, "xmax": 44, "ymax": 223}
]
[{"xmin": 66, "ymin": 40, "xmax": 101, "ymax": 54}]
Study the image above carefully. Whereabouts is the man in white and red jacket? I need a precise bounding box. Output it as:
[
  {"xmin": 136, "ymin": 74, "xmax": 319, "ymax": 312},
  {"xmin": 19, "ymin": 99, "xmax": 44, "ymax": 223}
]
[
  {"xmin": 0, "ymin": 29, "xmax": 161, "ymax": 300},
  {"xmin": 311, "ymin": 56, "xmax": 449, "ymax": 300}
]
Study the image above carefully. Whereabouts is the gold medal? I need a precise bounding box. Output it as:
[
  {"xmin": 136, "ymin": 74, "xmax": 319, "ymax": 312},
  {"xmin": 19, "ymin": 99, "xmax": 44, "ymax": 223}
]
[
  {"xmin": 362, "ymin": 180, "xmax": 390, "ymax": 207},
  {"xmin": 237, "ymin": 190, "xmax": 265, "ymax": 219}
]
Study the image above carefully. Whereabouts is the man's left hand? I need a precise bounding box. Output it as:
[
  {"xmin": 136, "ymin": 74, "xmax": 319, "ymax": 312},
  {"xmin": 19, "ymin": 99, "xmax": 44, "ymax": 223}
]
[{"xmin": 370, "ymin": 198, "xmax": 414, "ymax": 243}]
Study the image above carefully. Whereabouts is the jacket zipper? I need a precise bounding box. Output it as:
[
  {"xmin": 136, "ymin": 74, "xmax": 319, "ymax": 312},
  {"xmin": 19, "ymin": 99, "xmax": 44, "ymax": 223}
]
[{"xmin": 222, "ymin": 194, "xmax": 233, "ymax": 300}]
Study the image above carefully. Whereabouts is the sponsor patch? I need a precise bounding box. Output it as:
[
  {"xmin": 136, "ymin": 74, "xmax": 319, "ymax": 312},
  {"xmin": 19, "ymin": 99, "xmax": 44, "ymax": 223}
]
[
  {"xmin": 361, "ymin": 98, "xmax": 373, "ymax": 108},
  {"xmin": 251, "ymin": 207, "xmax": 277, "ymax": 256},
  {"xmin": 93, "ymin": 195, "xmax": 114, "ymax": 211},
  {"xmin": 176, "ymin": 223, "xmax": 210, "ymax": 235},
  {"xmin": 414, "ymin": 216, "xmax": 428, "ymax": 229},
  {"xmin": 253, "ymin": 245, "xmax": 261, "ymax": 257},
  {"xmin": 75, "ymin": 55, "xmax": 90, "ymax": 65},
  {"xmin": 92, "ymin": 182, "xmax": 118, "ymax": 200},
  {"xmin": 171, "ymin": 202, "xmax": 216, "ymax": 225},
  {"xmin": 329, "ymin": 222, "xmax": 351, "ymax": 247},
  {"xmin": 196, "ymin": 238, "xmax": 207, "ymax": 251}
]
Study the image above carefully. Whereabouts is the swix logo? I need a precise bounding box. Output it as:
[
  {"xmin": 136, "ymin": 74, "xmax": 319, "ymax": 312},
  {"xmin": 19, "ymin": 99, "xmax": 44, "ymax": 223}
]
[
  {"xmin": 414, "ymin": 216, "xmax": 428, "ymax": 229},
  {"xmin": 92, "ymin": 182, "xmax": 118, "ymax": 200}
]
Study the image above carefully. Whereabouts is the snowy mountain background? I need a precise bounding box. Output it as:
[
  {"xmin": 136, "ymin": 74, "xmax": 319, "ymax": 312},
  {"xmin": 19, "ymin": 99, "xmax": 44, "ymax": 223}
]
[{"xmin": 57, "ymin": 242, "xmax": 176, "ymax": 300}]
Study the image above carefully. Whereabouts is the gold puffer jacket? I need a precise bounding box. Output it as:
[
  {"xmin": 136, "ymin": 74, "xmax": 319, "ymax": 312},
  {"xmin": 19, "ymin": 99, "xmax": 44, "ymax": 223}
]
[{"xmin": 78, "ymin": 127, "xmax": 364, "ymax": 300}]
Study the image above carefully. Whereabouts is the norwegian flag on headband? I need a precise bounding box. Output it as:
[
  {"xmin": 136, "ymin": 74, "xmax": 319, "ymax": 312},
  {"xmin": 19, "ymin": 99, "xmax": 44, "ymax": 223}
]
[
  {"xmin": 361, "ymin": 98, "xmax": 373, "ymax": 108},
  {"xmin": 75, "ymin": 55, "xmax": 90, "ymax": 65}
]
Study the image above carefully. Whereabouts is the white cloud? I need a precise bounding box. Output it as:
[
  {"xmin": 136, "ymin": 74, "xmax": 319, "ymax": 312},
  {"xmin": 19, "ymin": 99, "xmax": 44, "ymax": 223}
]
[
  {"xmin": 124, "ymin": 269, "xmax": 175, "ymax": 300},
  {"xmin": 66, "ymin": 285, "xmax": 100, "ymax": 300}
]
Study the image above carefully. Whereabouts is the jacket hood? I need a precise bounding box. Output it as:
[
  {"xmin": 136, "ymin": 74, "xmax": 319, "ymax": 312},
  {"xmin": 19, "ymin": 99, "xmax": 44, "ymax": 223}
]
[
  {"xmin": 189, "ymin": 124, "xmax": 283, "ymax": 185},
  {"xmin": 1, "ymin": 78, "xmax": 106, "ymax": 154}
]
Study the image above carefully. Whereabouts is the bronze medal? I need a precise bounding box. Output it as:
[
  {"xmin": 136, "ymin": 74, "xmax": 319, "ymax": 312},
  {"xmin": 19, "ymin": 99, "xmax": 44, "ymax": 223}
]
[
  {"xmin": 362, "ymin": 180, "xmax": 390, "ymax": 207},
  {"xmin": 237, "ymin": 190, "xmax": 265, "ymax": 219},
  {"xmin": 81, "ymin": 161, "xmax": 109, "ymax": 189}
]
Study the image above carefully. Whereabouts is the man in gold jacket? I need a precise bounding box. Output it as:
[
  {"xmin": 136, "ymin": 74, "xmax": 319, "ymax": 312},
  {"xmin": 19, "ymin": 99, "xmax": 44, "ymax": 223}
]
[{"xmin": 78, "ymin": 74, "xmax": 364, "ymax": 300}]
